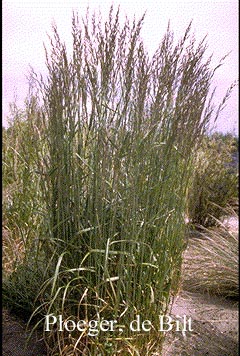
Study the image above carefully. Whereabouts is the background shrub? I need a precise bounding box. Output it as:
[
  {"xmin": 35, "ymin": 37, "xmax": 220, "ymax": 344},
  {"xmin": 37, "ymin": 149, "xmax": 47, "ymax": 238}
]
[{"xmin": 187, "ymin": 132, "xmax": 238, "ymax": 227}]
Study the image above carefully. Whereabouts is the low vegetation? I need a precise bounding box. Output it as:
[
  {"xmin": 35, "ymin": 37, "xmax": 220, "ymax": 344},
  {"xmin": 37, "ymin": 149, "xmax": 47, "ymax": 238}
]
[{"xmin": 183, "ymin": 209, "xmax": 238, "ymax": 298}]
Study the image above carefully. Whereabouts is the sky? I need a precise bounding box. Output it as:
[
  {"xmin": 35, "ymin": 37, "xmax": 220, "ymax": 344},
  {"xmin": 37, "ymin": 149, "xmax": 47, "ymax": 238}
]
[{"xmin": 2, "ymin": 0, "xmax": 239, "ymax": 134}]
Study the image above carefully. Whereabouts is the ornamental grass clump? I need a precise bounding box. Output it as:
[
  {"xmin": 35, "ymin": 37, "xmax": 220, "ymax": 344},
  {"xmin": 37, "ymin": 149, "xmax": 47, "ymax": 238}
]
[
  {"xmin": 3, "ymin": 6, "xmax": 233, "ymax": 355},
  {"xmin": 183, "ymin": 209, "xmax": 238, "ymax": 298}
]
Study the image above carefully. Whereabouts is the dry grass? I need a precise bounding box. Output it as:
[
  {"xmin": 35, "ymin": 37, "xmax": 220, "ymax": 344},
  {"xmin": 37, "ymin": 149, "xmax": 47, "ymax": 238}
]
[
  {"xmin": 2, "ymin": 226, "xmax": 25, "ymax": 276},
  {"xmin": 183, "ymin": 210, "xmax": 239, "ymax": 298}
]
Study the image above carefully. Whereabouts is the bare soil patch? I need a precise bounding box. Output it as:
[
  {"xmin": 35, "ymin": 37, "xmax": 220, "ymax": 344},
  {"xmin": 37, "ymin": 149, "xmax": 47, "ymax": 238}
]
[
  {"xmin": 162, "ymin": 291, "xmax": 238, "ymax": 356},
  {"xmin": 2, "ymin": 308, "xmax": 47, "ymax": 356}
]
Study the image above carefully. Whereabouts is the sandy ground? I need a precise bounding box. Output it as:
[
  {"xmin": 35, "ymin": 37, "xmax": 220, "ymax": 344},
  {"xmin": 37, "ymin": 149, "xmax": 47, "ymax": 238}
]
[
  {"xmin": 2, "ymin": 216, "xmax": 239, "ymax": 356},
  {"xmin": 162, "ymin": 291, "xmax": 238, "ymax": 356}
]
